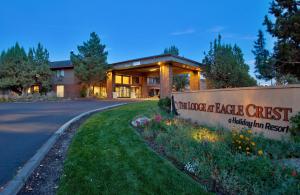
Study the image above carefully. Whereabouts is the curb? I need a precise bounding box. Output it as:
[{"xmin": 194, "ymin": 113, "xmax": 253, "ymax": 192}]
[{"xmin": 1, "ymin": 103, "xmax": 127, "ymax": 195}]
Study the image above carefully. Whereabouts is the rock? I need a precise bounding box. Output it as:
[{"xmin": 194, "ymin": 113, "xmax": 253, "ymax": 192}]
[{"xmin": 131, "ymin": 117, "xmax": 150, "ymax": 127}]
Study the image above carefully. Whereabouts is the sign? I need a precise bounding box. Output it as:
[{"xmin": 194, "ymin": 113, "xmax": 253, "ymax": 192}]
[{"xmin": 173, "ymin": 85, "xmax": 300, "ymax": 140}]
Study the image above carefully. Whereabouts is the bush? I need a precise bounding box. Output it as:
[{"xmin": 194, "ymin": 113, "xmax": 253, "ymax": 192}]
[
  {"xmin": 158, "ymin": 97, "xmax": 171, "ymax": 113},
  {"xmin": 231, "ymin": 129, "xmax": 263, "ymax": 156},
  {"xmin": 290, "ymin": 112, "xmax": 300, "ymax": 137},
  {"xmin": 80, "ymin": 86, "xmax": 87, "ymax": 97}
]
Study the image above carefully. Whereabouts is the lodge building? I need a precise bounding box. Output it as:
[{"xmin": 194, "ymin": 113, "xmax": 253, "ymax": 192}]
[{"xmin": 50, "ymin": 54, "xmax": 204, "ymax": 99}]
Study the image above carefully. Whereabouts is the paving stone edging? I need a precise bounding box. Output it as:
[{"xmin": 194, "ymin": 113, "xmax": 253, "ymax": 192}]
[{"xmin": 1, "ymin": 103, "xmax": 127, "ymax": 195}]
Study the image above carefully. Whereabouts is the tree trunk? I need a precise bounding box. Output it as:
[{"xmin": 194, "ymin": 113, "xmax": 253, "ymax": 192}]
[{"xmin": 86, "ymin": 85, "xmax": 90, "ymax": 98}]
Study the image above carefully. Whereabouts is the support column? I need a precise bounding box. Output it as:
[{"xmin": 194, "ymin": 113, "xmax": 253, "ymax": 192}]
[
  {"xmin": 141, "ymin": 76, "xmax": 148, "ymax": 98},
  {"xmin": 106, "ymin": 71, "xmax": 113, "ymax": 99},
  {"xmin": 190, "ymin": 70, "xmax": 200, "ymax": 91},
  {"xmin": 160, "ymin": 63, "xmax": 173, "ymax": 98}
]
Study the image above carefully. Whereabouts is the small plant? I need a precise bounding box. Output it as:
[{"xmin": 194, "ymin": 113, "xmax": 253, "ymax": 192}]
[
  {"xmin": 232, "ymin": 129, "xmax": 262, "ymax": 156},
  {"xmin": 290, "ymin": 112, "xmax": 300, "ymax": 138},
  {"xmin": 158, "ymin": 97, "xmax": 171, "ymax": 113}
]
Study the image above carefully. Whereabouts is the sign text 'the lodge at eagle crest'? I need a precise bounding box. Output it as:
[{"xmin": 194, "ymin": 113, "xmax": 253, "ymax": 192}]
[
  {"xmin": 172, "ymin": 85, "xmax": 300, "ymax": 140},
  {"xmin": 176, "ymin": 102, "xmax": 292, "ymax": 133}
]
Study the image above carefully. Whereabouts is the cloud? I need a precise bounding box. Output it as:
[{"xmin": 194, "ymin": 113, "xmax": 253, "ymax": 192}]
[
  {"xmin": 222, "ymin": 33, "xmax": 256, "ymax": 40},
  {"xmin": 207, "ymin": 25, "xmax": 225, "ymax": 33},
  {"xmin": 170, "ymin": 28, "xmax": 196, "ymax": 36}
]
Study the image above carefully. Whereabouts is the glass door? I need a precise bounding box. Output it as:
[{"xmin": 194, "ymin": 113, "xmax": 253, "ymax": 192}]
[{"xmin": 115, "ymin": 86, "xmax": 130, "ymax": 98}]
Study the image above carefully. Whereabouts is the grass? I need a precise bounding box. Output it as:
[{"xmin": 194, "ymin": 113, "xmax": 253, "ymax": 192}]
[{"xmin": 58, "ymin": 101, "xmax": 208, "ymax": 195}]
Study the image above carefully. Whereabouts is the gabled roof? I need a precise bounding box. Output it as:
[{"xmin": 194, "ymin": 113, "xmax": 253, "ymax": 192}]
[
  {"xmin": 50, "ymin": 60, "xmax": 73, "ymax": 69},
  {"xmin": 50, "ymin": 54, "xmax": 203, "ymax": 70},
  {"xmin": 110, "ymin": 54, "xmax": 203, "ymax": 69}
]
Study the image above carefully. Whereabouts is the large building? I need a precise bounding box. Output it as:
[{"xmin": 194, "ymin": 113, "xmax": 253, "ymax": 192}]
[{"xmin": 50, "ymin": 54, "xmax": 204, "ymax": 99}]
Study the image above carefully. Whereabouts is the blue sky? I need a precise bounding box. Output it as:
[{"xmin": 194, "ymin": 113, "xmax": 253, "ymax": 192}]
[{"xmin": 0, "ymin": 0, "xmax": 272, "ymax": 81}]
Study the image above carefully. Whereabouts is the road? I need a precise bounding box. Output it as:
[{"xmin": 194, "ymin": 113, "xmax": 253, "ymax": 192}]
[{"xmin": 0, "ymin": 100, "xmax": 125, "ymax": 187}]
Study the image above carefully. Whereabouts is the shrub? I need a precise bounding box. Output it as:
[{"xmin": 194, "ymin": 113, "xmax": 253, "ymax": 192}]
[
  {"xmin": 231, "ymin": 129, "xmax": 262, "ymax": 156},
  {"xmin": 290, "ymin": 112, "xmax": 300, "ymax": 137},
  {"xmin": 80, "ymin": 86, "xmax": 87, "ymax": 97},
  {"xmin": 158, "ymin": 97, "xmax": 171, "ymax": 113}
]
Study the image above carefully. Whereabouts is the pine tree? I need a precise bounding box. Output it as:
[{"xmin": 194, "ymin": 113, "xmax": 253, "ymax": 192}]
[
  {"xmin": 71, "ymin": 32, "xmax": 108, "ymax": 96},
  {"xmin": 252, "ymin": 30, "xmax": 274, "ymax": 82},
  {"xmin": 203, "ymin": 35, "xmax": 257, "ymax": 88},
  {"xmin": 163, "ymin": 45, "xmax": 179, "ymax": 56},
  {"xmin": 264, "ymin": 0, "xmax": 300, "ymax": 79},
  {"xmin": 0, "ymin": 43, "xmax": 33, "ymax": 94},
  {"xmin": 29, "ymin": 43, "xmax": 53, "ymax": 93}
]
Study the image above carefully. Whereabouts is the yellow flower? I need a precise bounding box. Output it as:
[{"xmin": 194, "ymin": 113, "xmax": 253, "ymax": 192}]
[
  {"xmin": 246, "ymin": 137, "xmax": 250, "ymax": 141},
  {"xmin": 247, "ymin": 130, "xmax": 252, "ymax": 134},
  {"xmin": 251, "ymin": 142, "xmax": 256, "ymax": 146},
  {"xmin": 240, "ymin": 135, "xmax": 244, "ymax": 139},
  {"xmin": 238, "ymin": 146, "xmax": 242, "ymax": 149},
  {"xmin": 258, "ymin": 150, "xmax": 263, "ymax": 156},
  {"xmin": 246, "ymin": 147, "xmax": 250, "ymax": 151}
]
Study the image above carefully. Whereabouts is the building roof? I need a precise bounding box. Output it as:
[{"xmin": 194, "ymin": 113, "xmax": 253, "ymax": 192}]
[
  {"xmin": 50, "ymin": 60, "xmax": 73, "ymax": 69},
  {"xmin": 50, "ymin": 54, "xmax": 203, "ymax": 70}
]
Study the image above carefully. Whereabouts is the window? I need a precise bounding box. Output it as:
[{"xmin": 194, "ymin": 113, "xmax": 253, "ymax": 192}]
[
  {"xmin": 132, "ymin": 76, "xmax": 139, "ymax": 84},
  {"xmin": 123, "ymin": 76, "xmax": 130, "ymax": 84},
  {"xmin": 115, "ymin": 75, "xmax": 122, "ymax": 84},
  {"xmin": 91, "ymin": 86, "xmax": 107, "ymax": 98},
  {"xmin": 56, "ymin": 70, "xmax": 65, "ymax": 78},
  {"xmin": 147, "ymin": 77, "xmax": 160, "ymax": 85},
  {"xmin": 33, "ymin": 85, "xmax": 39, "ymax": 93},
  {"xmin": 115, "ymin": 75, "xmax": 131, "ymax": 85}
]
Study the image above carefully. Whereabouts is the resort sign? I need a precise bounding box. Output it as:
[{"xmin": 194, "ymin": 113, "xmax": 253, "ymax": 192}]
[{"xmin": 173, "ymin": 85, "xmax": 300, "ymax": 140}]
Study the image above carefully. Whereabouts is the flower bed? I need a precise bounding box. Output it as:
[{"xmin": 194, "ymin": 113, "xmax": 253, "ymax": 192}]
[{"xmin": 133, "ymin": 113, "xmax": 300, "ymax": 194}]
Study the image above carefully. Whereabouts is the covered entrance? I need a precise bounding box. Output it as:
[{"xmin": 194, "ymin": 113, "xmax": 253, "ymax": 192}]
[{"xmin": 106, "ymin": 54, "xmax": 203, "ymax": 99}]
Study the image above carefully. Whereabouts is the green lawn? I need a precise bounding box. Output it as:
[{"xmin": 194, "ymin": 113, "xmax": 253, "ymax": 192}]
[{"xmin": 58, "ymin": 101, "xmax": 208, "ymax": 195}]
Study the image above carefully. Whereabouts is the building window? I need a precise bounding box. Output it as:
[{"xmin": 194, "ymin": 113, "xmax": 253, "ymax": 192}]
[
  {"xmin": 115, "ymin": 75, "xmax": 131, "ymax": 85},
  {"xmin": 56, "ymin": 70, "xmax": 65, "ymax": 78},
  {"xmin": 91, "ymin": 85, "xmax": 107, "ymax": 98},
  {"xmin": 123, "ymin": 76, "xmax": 130, "ymax": 84},
  {"xmin": 147, "ymin": 77, "xmax": 160, "ymax": 85},
  {"xmin": 33, "ymin": 85, "xmax": 39, "ymax": 93},
  {"xmin": 115, "ymin": 75, "xmax": 122, "ymax": 84},
  {"xmin": 132, "ymin": 76, "xmax": 139, "ymax": 84}
]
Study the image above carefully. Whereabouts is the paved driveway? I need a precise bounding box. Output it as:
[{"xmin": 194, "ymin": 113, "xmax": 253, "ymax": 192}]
[{"xmin": 0, "ymin": 100, "xmax": 125, "ymax": 187}]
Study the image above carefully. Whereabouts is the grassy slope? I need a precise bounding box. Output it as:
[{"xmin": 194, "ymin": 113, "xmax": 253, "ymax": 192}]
[{"xmin": 58, "ymin": 101, "xmax": 208, "ymax": 195}]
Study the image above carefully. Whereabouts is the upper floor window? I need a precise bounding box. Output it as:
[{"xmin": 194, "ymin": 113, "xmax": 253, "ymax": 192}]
[
  {"xmin": 115, "ymin": 75, "xmax": 131, "ymax": 85},
  {"xmin": 147, "ymin": 77, "xmax": 160, "ymax": 85},
  {"xmin": 132, "ymin": 76, "xmax": 139, "ymax": 84},
  {"xmin": 115, "ymin": 75, "xmax": 122, "ymax": 84},
  {"xmin": 56, "ymin": 70, "xmax": 65, "ymax": 78}
]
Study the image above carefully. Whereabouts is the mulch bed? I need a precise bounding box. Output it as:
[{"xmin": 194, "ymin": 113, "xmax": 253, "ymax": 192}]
[{"xmin": 17, "ymin": 116, "xmax": 90, "ymax": 195}]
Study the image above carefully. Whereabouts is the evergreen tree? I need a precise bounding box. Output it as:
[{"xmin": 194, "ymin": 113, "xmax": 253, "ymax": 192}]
[
  {"xmin": 264, "ymin": 0, "xmax": 300, "ymax": 79},
  {"xmin": 163, "ymin": 45, "xmax": 188, "ymax": 91},
  {"xmin": 202, "ymin": 35, "xmax": 257, "ymax": 88},
  {"xmin": 252, "ymin": 30, "xmax": 274, "ymax": 81},
  {"xmin": 163, "ymin": 45, "xmax": 179, "ymax": 56},
  {"xmin": 28, "ymin": 43, "xmax": 53, "ymax": 93},
  {"xmin": 0, "ymin": 43, "xmax": 33, "ymax": 94},
  {"xmin": 71, "ymin": 32, "xmax": 108, "ymax": 96}
]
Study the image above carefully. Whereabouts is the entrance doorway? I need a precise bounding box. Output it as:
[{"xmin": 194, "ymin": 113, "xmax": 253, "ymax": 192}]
[
  {"xmin": 115, "ymin": 86, "xmax": 130, "ymax": 98},
  {"xmin": 131, "ymin": 86, "xmax": 141, "ymax": 98},
  {"xmin": 56, "ymin": 85, "xmax": 64, "ymax": 97}
]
